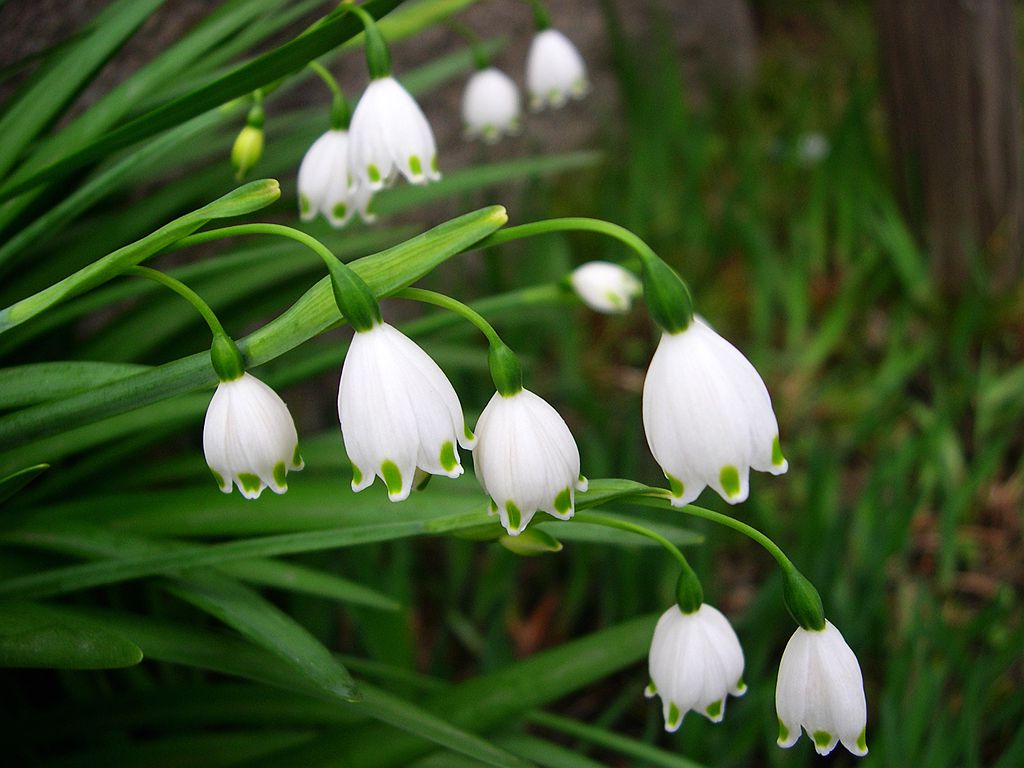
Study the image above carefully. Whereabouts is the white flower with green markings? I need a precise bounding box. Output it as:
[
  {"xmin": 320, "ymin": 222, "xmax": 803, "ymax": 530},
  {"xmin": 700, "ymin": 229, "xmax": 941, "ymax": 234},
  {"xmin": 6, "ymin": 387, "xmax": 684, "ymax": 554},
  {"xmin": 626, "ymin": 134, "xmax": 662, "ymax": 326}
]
[
  {"xmin": 203, "ymin": 373, "xmax": 303, "ymax": 499},
  {"xmin": 642, "ymin": 317, "xmax": 788, "ymax": 506},
  {"xmin": 338, "ymin": 322, "xmax": 473, "ymax": 501},
  {"xmin": 776, "ymin": 621, "xmax": 868, "ymax": 757},
  {"xmin": 472, "ymin": 388, "xmax": 588, "ymax": 536},
  {"xmin": 646, "ymin": 603, "xmax": 747, "ymax": 731},
  {"xmin": 526, "ymin": 28, "xmax": 589, "ymax": 110},
  {"xmin": 570, "ymin": 261, "xmax": 642, "ymax": 314},
  {"xmin": 297, "ymin": 129, "xmax": 374, "ymax": 227},
  {"xmin": 462, "ymin": 67, "xmax": 522, "ymax": 143},
  {"xmin": 348, "ymin": 77, "xmax": 441, "ymax": 191}
]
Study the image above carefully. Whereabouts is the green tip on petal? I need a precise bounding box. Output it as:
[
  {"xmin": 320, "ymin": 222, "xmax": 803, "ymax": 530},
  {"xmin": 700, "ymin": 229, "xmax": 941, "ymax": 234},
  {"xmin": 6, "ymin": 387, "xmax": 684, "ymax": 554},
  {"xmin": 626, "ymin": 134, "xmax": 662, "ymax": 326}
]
[
  {"xmin": 430, "ymin": 155, "xmax": 439, "ymax": 173},
  {"xmin": 272, "ymin": 461, "xmax": 287, "ymax": 488},
  {"xmin": 505, "ymin": 501, "xmax": 522, "ymax": 531},
  {"xmin": 735, "ymin": 676, "xmax": 747, "ymax": 693},
  {"xmin": 554, "ymin": 487, "xmax": 572, "ymax": 514},
  {"xmin": 778, "ymin": 719, "xmax": 790, "ymax": 744},
  {"xmin": 857, "ymin": 728, "xmax": 868, "ymax": 753},
  {"xmin": 292, "ymin": 444, "xmax": 304, "ymax": 469},
  {"xmin": 719, "ymin": 465, "xmax": 741, "ymax": 497},
  {"xmin": 211, "ymin": 470, "xmax": 228, "ymax": 491},
  {"xmin": 666, "ymin": 702, "xmax": 682, "ymax": 730},
  {"xmin": 332, "ymin": 202, "xmax": 347, "ymax": 221},
  {"xmin": 645, "ymin": 681, "xmax": 657, "ymax": 697},
  {"xmin": 238, "ymin": 473, "xmax": 262, "ymax": 495},
  {"xmin": 299, "ymin": 194, "xmax": 311, "ymax": 215},
  {"xmin": 351, "ymin": 465, "xmax": 363, "ymax": 485},
  {"xmin": 381, "ymin": 460, "xmax": 403, "ymax": 497},
  {"xmin": 813, "ymin": 730, "xmax": 832, "ymax": 749},
  {"xmin": 666, "ymin": 472, "xmax": 684, "ymax": 498},
  {"xmin": 439, "ymin": 441, "xmax": 458, "ymax": 472},
  {"xmin": 408, "ymin": 155, "xmax": 422, "ymax": 176},
  {"xmin": 464, "ymin": 425, "xmax": 475, "ymax": 443},
  {"xmin": 772, "ymin": 435, "xmax": 785, "ymax": 466},
  {"xmin": 705, "ymin": 700, "xmax": 722, "ymax": 719},
  {"xmin": 367, "ymin": 164, "xmax": 382, "ymax": 183}
]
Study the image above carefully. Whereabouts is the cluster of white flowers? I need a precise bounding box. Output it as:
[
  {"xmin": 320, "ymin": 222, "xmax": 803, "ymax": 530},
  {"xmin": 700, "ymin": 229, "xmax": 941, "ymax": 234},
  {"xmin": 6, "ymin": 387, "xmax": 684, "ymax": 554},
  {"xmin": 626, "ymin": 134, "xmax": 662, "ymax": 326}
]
[{"xmin": 461, "ymin": 27, "xmax": 589, "ymax": 143}]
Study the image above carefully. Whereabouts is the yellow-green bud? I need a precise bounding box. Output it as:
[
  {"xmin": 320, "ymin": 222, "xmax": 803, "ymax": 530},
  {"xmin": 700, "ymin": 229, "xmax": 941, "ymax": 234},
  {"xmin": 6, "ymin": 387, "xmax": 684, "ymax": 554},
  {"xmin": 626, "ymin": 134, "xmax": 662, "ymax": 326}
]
[{"xmin": 231, "ymin": 125, "xmax": 264, "ymax": 181}]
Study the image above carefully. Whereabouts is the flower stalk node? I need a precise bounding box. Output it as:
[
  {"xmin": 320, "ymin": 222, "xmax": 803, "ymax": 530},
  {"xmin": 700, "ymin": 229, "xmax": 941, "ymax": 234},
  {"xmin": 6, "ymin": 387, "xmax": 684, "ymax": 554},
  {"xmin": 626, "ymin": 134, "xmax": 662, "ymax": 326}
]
[
  {"xmin": 210, "ymin": 333, "xmax": 245, "ymax": 382},
  {"xmin": 324, "ymin": 257, "xmax": 381, "ymax": 332},
  {"xmin": 640, "ymin": 257, "xmax": 694, "ymax": 333},
  {"xmin": 675, "ymin": 566, "xmax": 704, "ymax": 614},
  {"xmin": 349, "ymin": 4, "xmax": 391, "ymax": 79}
]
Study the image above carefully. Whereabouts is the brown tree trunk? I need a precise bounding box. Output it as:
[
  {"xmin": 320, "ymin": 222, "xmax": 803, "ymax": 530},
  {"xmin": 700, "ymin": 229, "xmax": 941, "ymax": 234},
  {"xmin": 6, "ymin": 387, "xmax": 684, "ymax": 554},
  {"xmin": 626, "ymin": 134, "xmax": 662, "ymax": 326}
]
[{"xmin": 876, "ymin": 0, "xmax": 1022, "ymax": 293}]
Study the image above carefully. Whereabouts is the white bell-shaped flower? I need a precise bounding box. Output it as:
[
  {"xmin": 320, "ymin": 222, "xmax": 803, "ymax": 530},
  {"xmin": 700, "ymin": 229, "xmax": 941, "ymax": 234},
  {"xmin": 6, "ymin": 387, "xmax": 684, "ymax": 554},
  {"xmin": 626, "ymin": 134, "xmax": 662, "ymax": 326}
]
[
  {"xmin": 642, "ymin": 318, "xmax": 788, "ymax": 506},
  {"xmin": 338, "ymin": 322, "xmax": 472, "ymax": 501},
  {"xmin": 203, "ymin": 373, "xmax": 303, "ymax": 499},
  {"xmin": 645, "ymin": 603, "xmax": 747, "ymax": 731},
  {"xmin": 348, "ymin": 77, "xmax": 441, "ymax": 191},
  {"xmin": 297, "ymin": 129, "xmax": 375, "ymax": 227},
  {"xmin": 473, "ymin": 388, "xmax": 588, "ymax": 536},
  {"xmin": 461, "ymin": 67, "xmax": 522, "ymax": 143},
  {"xmin": 570, "ymin": 261, "xmax": 642, "ymax": 314},
  {"xmin": 776, "ymin": 621, "xmax": 868, "ymax": 757},
  {"xmin": 526, "ymin": 29, "xmax": 589, "ymax": 111}
]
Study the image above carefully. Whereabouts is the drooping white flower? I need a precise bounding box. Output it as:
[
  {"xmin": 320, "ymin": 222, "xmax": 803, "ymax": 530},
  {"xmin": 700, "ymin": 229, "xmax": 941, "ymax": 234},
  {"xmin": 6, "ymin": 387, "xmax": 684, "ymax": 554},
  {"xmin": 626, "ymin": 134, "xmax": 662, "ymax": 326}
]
[
  {"xmin": 776, "ymin": 621, "xmax": 868, "ymax": 757},
  {"xmin": 338, "ymin": 322, "xmax": 472, "ymax": 501},
  {"xmin": 203, "ymin": 373, "xmax": 303, "ymax": 499},
  {"xmin": 569, "ymin": 261, "xmax": 642, "ymax": 314},
  {"xmin": 297, "ymin": 129, "xmax": 375, "ymax": 227},
  {"xmin": 642, "ymin": 318, "xmax": 787, "ymax": 506},
  {"xmin": 525, "ymin": 29, "xmax": 589, "ymax": 111},
  {"xmin": 473, "ymin": 388, "xmax": 588, "ymax": 536},
  {"xmin": 348, "ymin": 77, "xmax": 441, "ymax": 191},
  {"xmin": 645, "ymin": 603, "xmax": 747, "ymax": 731},
  {"xmin": 461, "ymin": 67, "xmax": 522, "ymax": 143}
]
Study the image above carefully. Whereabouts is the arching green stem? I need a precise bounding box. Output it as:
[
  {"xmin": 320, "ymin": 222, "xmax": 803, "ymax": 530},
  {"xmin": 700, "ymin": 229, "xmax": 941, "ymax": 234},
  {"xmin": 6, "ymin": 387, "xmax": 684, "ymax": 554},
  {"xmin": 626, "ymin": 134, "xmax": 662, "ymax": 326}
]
[
  {"xmin": 446, "ymin": 19, "xmax": 490, "ymax": 70},
  {"xmin": 307, "ymin": 61, "xmax": 350, "ymax": 129},
  {"xmin": 574, "ymin": 510, "xmax": 703, "ymax": 612},
  {"xmin": 347, "ymin": 3, "xmax": 392, "ymax": 79},
  {"xmin": 125, "ymin": 266, "xmax": 227, "ymax": 338},
  {"xmin": 523, "ymin": 0, "xmax": 552, "ymax": 29},
  {"xmin": 474, "ymin": 217, "xmax": 694, "ymax": 331},
  {"xmin": 125, "ymin": 266, "xmax": 243, "ymax": 380},
  {"xmin": 670, "ymin": 499, "xmax": 825, "ymax": 630},
  {"xmin": 396, "ymin": 287, "xmax": 522, "ymax": 395},
  {"xmin": 169, "ymin": 223, "xmax": 381, "ymax": 331}
]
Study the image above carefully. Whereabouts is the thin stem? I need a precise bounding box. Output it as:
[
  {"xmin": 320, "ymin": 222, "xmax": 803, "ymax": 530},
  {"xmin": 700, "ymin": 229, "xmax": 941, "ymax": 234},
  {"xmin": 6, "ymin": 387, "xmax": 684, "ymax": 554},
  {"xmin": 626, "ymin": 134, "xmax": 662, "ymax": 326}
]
[
  {"xmin": 446, "ymin": 19, "xmax": 490, "ymax": 69},
  {"xmin": 307, "ymin": 61, "xmax": 349, "ymax": 128},
  {"xmin": 573, "ymin": 510, "xmax": 691, "ymax": 571},
  {"xmin": 672, "ymin": 501, "xmax": 795, "ymax": 573},
  {"xmin": 172, "ymin": 223, "xmax": 338, "ymax": 272},
  {"xmin": 395, "ymin": 287, "xmax": 504, "ymax": 348},
  {"xmin": 474, "ymin": 217, "xmax": 661, "ymax": 266},
  {"xmin": 125, "ymin": 266, "xmax": 226, "ymax": 338}
]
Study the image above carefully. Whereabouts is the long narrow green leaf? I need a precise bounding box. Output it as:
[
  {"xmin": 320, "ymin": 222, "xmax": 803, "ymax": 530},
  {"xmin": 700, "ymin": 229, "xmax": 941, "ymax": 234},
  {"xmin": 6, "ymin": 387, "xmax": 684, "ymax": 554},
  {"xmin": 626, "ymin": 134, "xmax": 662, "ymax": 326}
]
[
  {"xmin": 0, "ymin": 362, "xmax": 149, "ymax": 409},
  {"xmin": 0, "ymin": 0, "xmax": 405, "ymax": 202},
  {"xmin": 0, "ymin": 0, "xmax": 166, "ymax": 180},
  {"xmin": 0, "ymin": 205, "xmax": 506, "ymax": 450},
  {"xmin": 165, "ymin": 572, "xmax": 359, "ymax": 701},
  {"xmin": 0, "ymin": 480, "xmax": 658, "ymax": 600},
  {"xmin": 0, "ymin": 602, "xmax": 142, "ymax": 669},
  {"xmin": 0, "ymin": 179, "xmax": 279, "ymax": 331},
  {"xmin": 0, "ymin": 464, "xmax": 48, "ymax": 505}
]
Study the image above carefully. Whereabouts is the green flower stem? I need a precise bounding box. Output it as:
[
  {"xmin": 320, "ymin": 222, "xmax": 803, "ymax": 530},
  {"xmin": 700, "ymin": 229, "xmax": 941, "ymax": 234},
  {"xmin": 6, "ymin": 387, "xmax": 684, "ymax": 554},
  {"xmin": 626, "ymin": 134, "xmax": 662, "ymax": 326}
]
[
  {"xmin": 396, "ymin": 287, "xmax": 522, "ymax": 395},
  {"xmin": 395, "ymin": 287, "xmax": 502, "ymax": 348},
  {"xmin": 347, "ymin": 3, "xmax": 392, "ymax": 79},
  {"xmin": 573, "ymin": 510, "xmax": 703, "ymax": 611},
  {"xmin": 523, "ymin": 0, "xmax": 552, "ymax": 29},
  {"xmin": 446, "ymin": 19, "xmax": 490, "ymax": 70},
  {"xmin": 669, "ymin": 498, "xmax": 826, "ymax": 630},
  {"xmin": 170, "ymin": 222, "xmax": 381, "ymax": 331},
  {"xmin": 307, "ymin": 61, "xmax": 349, "ymax": 129},
  {"xmin": 124, "ymin": 266, "xmax": 227, "ymax": 338},
  {"xmin": 125, "ymin": 267, "xmax": 243, "ymax": 380},
  {"xmin": 473, "ymin": 217, "xmax": 694, "ymax": 331}
]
